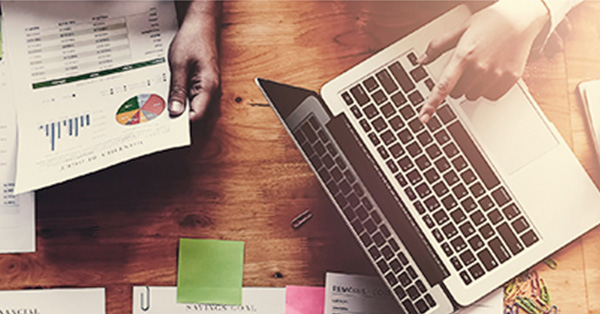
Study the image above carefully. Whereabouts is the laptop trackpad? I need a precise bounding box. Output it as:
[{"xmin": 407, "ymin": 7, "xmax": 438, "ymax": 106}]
[{"xmin": 455, "ymin": 85, "xmax": 558, "ymax": 175}]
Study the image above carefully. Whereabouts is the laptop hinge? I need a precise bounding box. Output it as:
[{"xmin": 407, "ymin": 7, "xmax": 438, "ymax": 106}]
[{"xmin": 326, "ymin": 113, "xmax": 450, "ymax": 286}]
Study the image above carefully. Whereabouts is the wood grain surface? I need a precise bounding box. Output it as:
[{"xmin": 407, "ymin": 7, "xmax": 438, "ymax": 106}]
[{"xmin": 1, "ymin": 1, "xmax": 599, "ymax": 314}]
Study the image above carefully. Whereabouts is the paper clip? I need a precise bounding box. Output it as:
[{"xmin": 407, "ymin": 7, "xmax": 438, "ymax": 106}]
[
  {"xmin": 516, "ymin": 297, "xmax": 536, "ymax": 314},
  {"xmin": 141, "ymin": 286, "xmax": 150, "ymax": 311},
  {"xmin": 539, "ymin": 278, "xmax": 550, "ymax": 305},
  {"xmin": 505, "ymin": 304, "xmax": 520, "ymax": 314},
  {"xmin": 543, "ymin": 258, "xmax": 558, "ymax": 270},
  {"xmin": 530, "ymin": 270, "xmax": 540, "ymax": 297},
  {"xmin": 291, "ymin": 209, "xmax": 312, "ymax": 229},
  {"xmin": 544, "ymin": 305, "xmax": 558, "ymax": 314}
]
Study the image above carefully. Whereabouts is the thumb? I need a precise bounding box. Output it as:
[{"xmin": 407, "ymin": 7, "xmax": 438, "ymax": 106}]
[
  {"xmin": 418, "ymin": 22, "xmax": 468, "ymax": 65},
  {"xmin": 168, "ymin": 62, "xmax": 189, "ymax": 117}
]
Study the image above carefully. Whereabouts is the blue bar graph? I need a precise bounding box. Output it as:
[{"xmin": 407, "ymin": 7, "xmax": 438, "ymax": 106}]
[{"xmin": 40, "ymin": 114, "xmax": 91, "ymax": 151}]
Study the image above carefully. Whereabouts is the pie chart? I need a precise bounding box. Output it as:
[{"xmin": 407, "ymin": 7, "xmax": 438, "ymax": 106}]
[{"xmin": 116, "ymin": 93, "xmax": 165, "ymax": 125}]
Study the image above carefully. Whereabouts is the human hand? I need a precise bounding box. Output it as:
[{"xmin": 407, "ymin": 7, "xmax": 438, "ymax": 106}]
[
  {"xmin": 168, "ymin": 2, "xmax": 220, "ymax": 121},
  {"xmin": 418, "ymin": 1, "xmax": 550, "ymax": 124}
]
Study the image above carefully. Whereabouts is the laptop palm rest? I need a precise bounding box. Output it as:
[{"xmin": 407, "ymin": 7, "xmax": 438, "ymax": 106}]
[
  {"xmin": 455, "ymin": 84, "xmax": 558, "ymax": 175},
  {"xmin": 326, "ymin": 113, "xmax": 449, "ymax": 286}
]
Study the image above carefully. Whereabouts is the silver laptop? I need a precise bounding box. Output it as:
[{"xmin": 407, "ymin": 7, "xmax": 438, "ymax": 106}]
[{"xmin": 256, "ymin": 5, "xmax": 600, "ymax": 313}]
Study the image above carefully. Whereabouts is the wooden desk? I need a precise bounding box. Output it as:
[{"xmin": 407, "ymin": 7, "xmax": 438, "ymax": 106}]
[{"xmin": 1, "ymin": 1, "xmax": 599, "ymax": 313}]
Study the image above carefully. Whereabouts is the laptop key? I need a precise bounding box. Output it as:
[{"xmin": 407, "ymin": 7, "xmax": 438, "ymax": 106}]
[
  {"xmin": 408, "ymin": 90, "xmax": 424, "ymax": 106},
  {"xmin": 461, "ymin": 197, "xmax": 478, "ymax": 212},
  {"xmin": 408, "ymin": 119, "xmax": 425, "ymax": 133},
  {"xmin": 459, "ymin": 250, "xmax": 476, "ymax": 266},
  {"xmin": 399, "ymin": 157, "xmax": 414, "ymax": 171},
  {"xmin": 395, "ymin": 286, "xmax": 407, "ymax": 301},
  {"xmin": 425, "ymin": 294, "xmax": 436, "ymax": 307},
  {"xmin": 467, "ymin": 235, "xmax": 484, "ymax": 251},
  {"xmin": 415, "ymin": 299, "xmax": 429, "ymax": 314},
  {"xmin": 363, "ymin": 77, "xmax": 379, "ymax": 92},
  {"xmin": 391, "ymin": 92, "xmax": 408, "ymax": 107},
  {"xmin": 372, "ymin": 90, "xmax": 387, "ymax": 105},
  {"xmin": 470, "ymin": 210, "xmax": 486, "ymax": 226},
  {"xmin": 406, "ymin": 266, "xmax": 418, "ymax": 280},
  {"xmin": 432, "ymin": 229, "xmax": 444, "ymax": 242},
  {"xmin": 417, "ymin": 132, "xmax": 433, "ymax": 146},
  {"xmin": 342, "ymin": 92, "xmax": 354, "ymax": 105},
  {"xmin": 403, "ymin": 299, "xmax": 418, "ymax": 314},
  {"xmin": 398, "ymin": 252, "xmax": 409, "ymax": 265},
  {"xmin": 350, "ymin": 84, "xmax": 370, "ymax": 106},
  {"xmin": 407, "ymin": 142, "xmax": 422, "ymax": 157},
  {"xmin": 423, "ymin": 215, "xmax": 434, "ymax": 228},
  {"xmin": 434, "ymin": 129, "xmax": 450, "ymax": 145},
  {"xmin": 452, "ymin": 183, "xmax": 469, "ymax": 200},
  {"xmin": 400, "ymin": 105, "xmax": 416, "ymax": 120},
  {"xmin": 492, "ymin": 187, "xmax": 511, "ymax": 207},
  {"xmin": 512, "ymin": 217, "xmax": 529, "ymax": 234},
  {"xmin": 478, "ymin": 196, "xmax": 494, "ymax": 211},
  {"xmin": 434, "ymin": 158, "xmax": 451, "ymax": 173},
  {"xmin": 372, "ymin": 210, "xmax": 381, "ymax": 223},
  {"xmin": 369, "ymin": 246, "xmax": 381, "ymax": 260},
  {"xmin": 424, "ymin": 168, "xmax": 440, "ymax": 183},
  {"xmin": 487, "ymin": 209, "xmax": 503, "ymax": 225},
  {"xmin": 407, "ymin": 286, "xmax": 420, "ymax": 301},
  {"xmin": 461, "ymin": 169, "xmax": 477, "ymax": 185},
  {"xmin": 443, "ymin": 170, "xmax": 459, "ymax": 186},
  {"xmin": 373, "ymin": 232, "xmax": 386, "ymax": 247},
  {"xmin": 410, "ymin": 66, "xmax": 427, "ymax": 82},
  {"xmin": 396, "ymin": 173, "xmax": 408, "ymax": 187},
  {"xmin": 376, "ymin": 69, "xmax": 399, "ymax": 94},
  {"xmin": 405, "ymin": 187, "xmax": 417, "ymax": 200},
  {"xmin": 425, "ymin": 78, "xmax": 435, "ymax": 91},
  {"xmin": 451, "ymin": 257, "xmax": 462, "ymax": 270},
  {"xmin": 376, "ymin": 259, "xmax": 390, "ymax": 273},
  {"xmin": 415, "ymin": 155, "xmax": 431, "ymax": 170},
  {"xmin": 382, "ymin": 245, "xmax": 394, "ymax": 260},
  {"xmin": 389, "ymin": 238, "xmax": 400, "ymax": 251},
  {"xmin": 450, "ymin": 208, "xmax": 466, "ymax": 224},
  {"xmin": 441, "ymin": 194, "xmax": 457, "ymax": 210},
  {"xmin": 350, "ymin": 105, "xmax": 363, "ymax": 119},
  {"xmin": 489, "ymin": 237, "xmax": 511, "ymax": 263},
  {"xmin": 348, "ymin": 194, "xmax": 360, "ymax": 208},
  {"xmin": 398, "ymin": 129, "xmax": 414, "ymax": 144},
  {"xmin": 364, "ymin": 219, "xmax": 377, "ymax": 234},
  {"xmin": 387, "ymin": 160, "xmax": 399, "ymax": 173},
  {"xmin": 443, "ymin": 143, "xmax": 459, "ymax": 158},
  {"xmin": 497, "ymin": 222, "xmax": 524, "ymax": 255},
  {"xmin": 359, "ymin": 119, "xmax": 371, "ymax": 132},
  {"xmin": 339, "ymin": 180, "xmax": 351, "ymax": 195},
  {"xmin": 399, "ymin": 271, "xmax": 411, "ymax": 286},
  {"xmin": 452, "ymin": 155, "xmax": 468, "ymax": 171},
  {"xmin": 356, "ymin": 206, "xmax": 368, "ymax": 220},
  {"xmin": 442, "ymin": 243, "xmax": 453, "ymax": 256},
  {"xmin": 433, "ymin": 210, "xmax": 449, "ymax": 225},
  {"xmin": 350, "ymin": 219, "xmax": 364, "ymax": 234},
  {"xmin": 442, "ymin": 223, "xmax": 458, "ymax": 239},
  {"xmin": 381, "ymin": 103, "xmax": 396, "ymax": 118},
  {"xmin": 407, "ymin": 170, "xmax": 423, "ymax": 185},
  {"xmin": 390, "ymin": 143, "xmax": 405, "ymax": 158},
  {"xmin": 372, "ymin": 117, "xmax": 387, "ymax": 132},
  {"xmin": 390, "ymin": 116, "xmax": 405, "ymax": 130},
  {"xmin": 468, "ymin": 263, "xmax": 485, "ymax": 280},
  {"xmin": 362, "ymin": 197, "xmax": 373, "ymax": 210},
  {"xmin": 415, "ymin": 280, "xmax": 427, "ymax": 293},
  {"xmin": 459, "ymin": 221, "xmax": 475, "ymax": 237},
  {"xmin": 521, "ymin": 230, "xmax": 539, "ymax": 247},
  {"xmin": 424, "ymin": 197, "xmax": 441, "ymax": 211},
  {"xmin": 460, "ymin": 271, "xmax": 472, "ymax": 285},
  {"xmin": 451, "ymin": 237, "xmax": 467, "ymax": 252},
  {"xmin": 407, "ymin": 52, "xmax": 418, "ymax": 65},
  {"xmin": 360, "ymin": 233, "xmax": 373, "ymax": 247},
  {"xmin": 381, "ymin": 225, "xmax": 391, "ymax": 238},
  {"xmin": 426, "ymin": 116, "xmax": 442, "ymax": 132},
  {"xmin": 389, "ymin": 62, "xmax": 415, "ymax": 93},
  {"xmin": 437, "ymin": 105, "xmax": 456, "ymax": 124},
  {"xmin": 385, "ymin": 272, "xmax": 399, "ymax": 286},
  {"xmin": 390, "ymin": 258, "xmax": 402, "ymax": 272},
  {"xmin": 368, "ymin": 133, "xmax": 381, "ymax": 146},
  {"xmin": 364, "ymin": 104, "xmax": 379, "ymax": 119},
  {"xmin": 477, "ymin": 248, "xmax": 499, "ymax": 271},
  {"xmin": 426, "ymin": 145, "xmax": 442, "ymax": 160},
  {"xmin": 381, "ymin": 130, "xmax": 396, "ymax": 145},
  {"xmin": 502, "ymin": 204, "xmax": 520, "ymax": 220},
  {"xmin": 433, "ymin": 181, "xmax": 449, "ymax": 197},
  {"xmin": 415, "ymin": 183, "xmax": 431, "ymax": 198},
  {"xmin": 378, "ymin": 146, "xmax": 390, "ymax": 159},
  {"xmin": 447, "ymin": 121, "xmax": 501, "ymax": 190},
  {"xmin": 479, "ymin": 223, "xmax": 495, "ymax": 239}
]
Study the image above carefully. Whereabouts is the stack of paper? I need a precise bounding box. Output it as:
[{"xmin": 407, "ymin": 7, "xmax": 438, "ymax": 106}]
[{"xmin": 578, "ymin": 79, "xmax": 600, "ymax": 161}]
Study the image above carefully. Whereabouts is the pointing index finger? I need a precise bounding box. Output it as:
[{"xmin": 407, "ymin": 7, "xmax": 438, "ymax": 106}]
[{"xmin": 419, "ymin": 52, "xmax": 466, "ymax": 124}]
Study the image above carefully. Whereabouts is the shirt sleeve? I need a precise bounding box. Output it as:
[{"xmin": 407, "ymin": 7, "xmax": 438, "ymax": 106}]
[{"xmin": 539, "ymin": 0, "xmax": 584, "ymax": 44}]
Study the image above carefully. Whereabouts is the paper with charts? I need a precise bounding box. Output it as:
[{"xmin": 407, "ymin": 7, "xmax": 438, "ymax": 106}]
[
  {"xmin": 1, "ymin": 1, "xmax": 190, "ymax": 193},
  {"xmin": 132, "ymin": 286, "xmax": 286, "ymax": 314},
  {"xmin": 0, "ymin": 57, "xmax": 35, "ymax": 253},
  {"xmin": 0, "ymin": 288, "xmax": 105, "ymax": 314}
]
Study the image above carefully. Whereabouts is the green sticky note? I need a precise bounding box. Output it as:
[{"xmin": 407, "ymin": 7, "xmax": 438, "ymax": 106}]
[{"xmin": 177, "ymin": 238, "xmax": 245, "ymax": 305}]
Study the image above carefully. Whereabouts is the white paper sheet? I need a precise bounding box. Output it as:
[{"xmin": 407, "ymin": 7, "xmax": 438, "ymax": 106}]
[
  {"xmin": 0, "ymin": 16, "xmax": 35, "ymax": 253},
  {"xmin": 579, "ymin": 79, "xmax": 600, "ymax": 160},
  {"xmin": 132, "ymin": 286, "xmax": 286, "ymax": 314},
  {"xmin": 1, "ymin": 1, "xmax": 190, "ymax": 193},
  {"xmin": 0, "ymin": 288, "xmax": 105, "ymax": 314},
  {"xmin": 324, "ymin": 273, "xmax": 502, "ymax": 314}
]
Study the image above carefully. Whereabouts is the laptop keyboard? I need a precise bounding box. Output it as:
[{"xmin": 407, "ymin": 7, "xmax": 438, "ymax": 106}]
[
  {"xmin": 339, "ymin": 51, "xmax": 539, "ymax": 286},
  {"xmin": 295, "ymin": 116, "xmax": 436, "ymax": 314}
]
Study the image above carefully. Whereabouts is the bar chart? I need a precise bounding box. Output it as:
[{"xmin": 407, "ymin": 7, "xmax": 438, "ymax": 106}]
[{"xmin": 40, "ymin": 114, "xmax": 91, "ymax": 151}]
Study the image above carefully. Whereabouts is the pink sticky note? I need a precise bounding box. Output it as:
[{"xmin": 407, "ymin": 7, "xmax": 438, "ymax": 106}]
[{"xmin": 285, "ymin": 286, "xmax": 325, "ymax": 314}]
